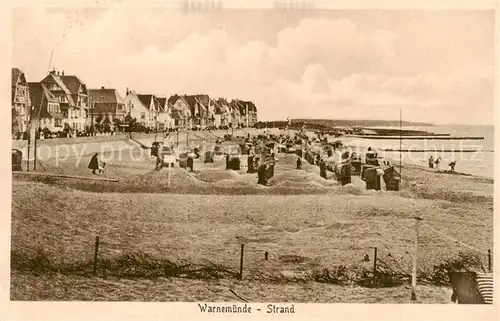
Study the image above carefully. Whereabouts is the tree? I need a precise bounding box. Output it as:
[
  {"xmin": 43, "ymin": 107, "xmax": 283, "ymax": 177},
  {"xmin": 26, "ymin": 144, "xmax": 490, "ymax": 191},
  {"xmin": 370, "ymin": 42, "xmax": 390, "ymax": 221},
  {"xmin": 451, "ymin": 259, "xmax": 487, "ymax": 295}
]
[
  {"xmin": 102, "ymin": 115, "xmax": 111, "ymax": 133},
  {"xmin": 113, "ymin": 118, "xmax": 122, "ymax": 133}
]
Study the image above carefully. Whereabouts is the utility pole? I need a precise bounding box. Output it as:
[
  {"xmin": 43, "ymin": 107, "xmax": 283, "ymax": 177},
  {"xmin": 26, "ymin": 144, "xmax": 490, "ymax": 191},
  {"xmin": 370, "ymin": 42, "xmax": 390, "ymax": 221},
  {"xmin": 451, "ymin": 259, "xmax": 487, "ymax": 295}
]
[
  {"xmin": 399, "ymin": 108, "xmax": 403, "ymax": 176},
  {"xmin": 411, "ymin": 216, "xmax": 422, "ymax": 302},
  {"xmin": 90, "ymin": 96, "xmax": 95, "ymax": 136},
  {"xmin": 26, "ymin": 89, "xmax": 34, "ymax": 172}
]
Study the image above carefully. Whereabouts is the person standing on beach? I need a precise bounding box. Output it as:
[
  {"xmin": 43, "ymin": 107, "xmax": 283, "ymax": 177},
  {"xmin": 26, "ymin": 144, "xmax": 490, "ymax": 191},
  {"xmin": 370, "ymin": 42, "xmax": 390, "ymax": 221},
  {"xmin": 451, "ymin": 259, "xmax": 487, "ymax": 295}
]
[
  {"xmin": 296, "ymin": 156, "xmax": 302, "ymax": 170},
  {"xmin": 339, "ymin": 151, "xmax": 352, "ymax": 185},
  {"xmin": 428, "ymin": 156, "xmax": 434, "ymax": 169},
  {"xmin": 319, "ymin": 157, "xmax": 327, "ymax": 179},
  {"xmin": 88, "ymin": 153, "xmax": 100, "ymax": 175},
  {"xmin": 257, "ymin": 163, "xmax": 268, "ymax": 185},
  {"xmin": 435, "ymin": 157, "xmax": 441, "ymax": 170}
]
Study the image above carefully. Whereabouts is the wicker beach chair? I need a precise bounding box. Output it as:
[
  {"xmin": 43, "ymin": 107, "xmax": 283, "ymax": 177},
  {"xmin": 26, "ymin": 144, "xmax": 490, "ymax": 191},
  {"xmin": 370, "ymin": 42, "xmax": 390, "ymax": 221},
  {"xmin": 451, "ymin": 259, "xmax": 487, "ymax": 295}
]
[{"xmin": 449, "ymin": 272, "xmax": 493, "ymax": 304}]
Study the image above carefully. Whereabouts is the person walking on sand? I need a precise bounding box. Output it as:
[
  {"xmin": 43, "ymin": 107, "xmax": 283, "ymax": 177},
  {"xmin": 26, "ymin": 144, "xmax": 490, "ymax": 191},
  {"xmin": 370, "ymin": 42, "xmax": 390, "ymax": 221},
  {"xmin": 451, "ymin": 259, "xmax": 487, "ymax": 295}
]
[
  {"xmin": 435, "ymin": 156, "xmax": 441, "ymax": 170},
  {"xmin": 319, "ymin": 157, "xmax": 327, "ymax": 179},
  {"xmin": 187, "ymin": 153, "xmax": 194, "ymax": 172},
  {"xmin": 296, "ymin": 156, "xmax": 302, "ymax": 170},
  {"xmin": 88, "ymin": 153, "xmax": 100, "ymax": 175},
  {"xmin": 339, "ymin": 151, "xmax": 352, "ymax": 185},
  {"xmin": 428, "ymin": 156, "xmax": 434, "ymax": 169},
  {"xmin": 449, "ymin": 160, "xmax": 456, "ymax": 172},
  {"xmin": 258, "ymin": 163, "xmax": 268, "ymax": 185}
]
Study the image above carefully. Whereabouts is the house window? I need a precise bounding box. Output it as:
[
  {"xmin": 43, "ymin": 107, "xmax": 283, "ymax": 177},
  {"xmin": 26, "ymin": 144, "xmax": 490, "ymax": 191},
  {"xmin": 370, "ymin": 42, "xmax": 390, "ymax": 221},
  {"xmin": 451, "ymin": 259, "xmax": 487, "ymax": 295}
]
[
  {"xmin": 55, "ymin": 119, "xmax": 62, "ymax": 127},
  {"xmin": 141, "ymin": 112, "xmax": 146, "ymax": 120}
]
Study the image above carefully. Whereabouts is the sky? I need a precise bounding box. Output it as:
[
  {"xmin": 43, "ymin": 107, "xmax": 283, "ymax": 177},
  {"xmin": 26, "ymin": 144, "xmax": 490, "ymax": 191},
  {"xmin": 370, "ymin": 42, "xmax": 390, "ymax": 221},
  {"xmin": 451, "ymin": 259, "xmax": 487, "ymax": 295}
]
[{"xmin": 12, "ymin": 7, "xmax": 496, "ymax": 125}]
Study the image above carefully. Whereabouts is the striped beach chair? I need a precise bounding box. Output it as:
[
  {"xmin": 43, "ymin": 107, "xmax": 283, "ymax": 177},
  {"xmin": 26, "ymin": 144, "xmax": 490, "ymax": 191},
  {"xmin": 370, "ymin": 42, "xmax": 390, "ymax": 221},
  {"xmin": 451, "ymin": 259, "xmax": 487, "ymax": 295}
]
[{"xmin": 450, "ymin": 272, "xmax": 493, "ymax": 304}]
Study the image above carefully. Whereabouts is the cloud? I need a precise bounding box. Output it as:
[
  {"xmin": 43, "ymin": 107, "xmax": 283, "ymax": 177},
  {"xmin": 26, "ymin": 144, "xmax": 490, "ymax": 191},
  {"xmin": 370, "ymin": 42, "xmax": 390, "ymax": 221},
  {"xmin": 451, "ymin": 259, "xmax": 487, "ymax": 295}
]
[{"xmin": 12, "ymin": 8, "xmax": 494, "ymax": 124}]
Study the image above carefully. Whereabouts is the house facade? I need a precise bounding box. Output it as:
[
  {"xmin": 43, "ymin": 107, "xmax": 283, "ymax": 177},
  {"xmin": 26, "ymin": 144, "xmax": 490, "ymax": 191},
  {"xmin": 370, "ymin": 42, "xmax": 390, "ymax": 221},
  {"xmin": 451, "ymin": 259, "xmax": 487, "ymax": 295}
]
[
  {"xmin": 27, "ymin": 82, "xmax": 63, "ymax": 132},
  {"xmin": 40, "ymin": 69, "xmax": 89, "ymax": 133},
  {"xmin": 229, "ymin": 100, "xmax": 242, "ymax": 127},
  {"xmin": 192, "ymin": 94, "xmax": 216, "ymax": 127},
  {"xmin": 137, "ymin": 94, "xmax": 161, "ymax": 129},
  {"xmin": 157, "ymin": 97, "xmax": 172, "ymax": 130},
  {"xmin": 12, "ymin": 68, "xmax": 32, "ymax": 136},
  {"xmin": 124, "ymin": 90, "xmax": 152, "ymax": 128},
  {"xmin": 239, "ymin": 100, "xmax": 258, "ymax": 127},
  {"xmin": 213, "ymin": 98, "xmax": 231, "ymax": 128},
  {"xmin": 88, "ymin": 87, "xmax": 126, "ymax": 132},
  {"xmin": 168, "ymin": 95, "xmax": 192, "ymax": 129}
]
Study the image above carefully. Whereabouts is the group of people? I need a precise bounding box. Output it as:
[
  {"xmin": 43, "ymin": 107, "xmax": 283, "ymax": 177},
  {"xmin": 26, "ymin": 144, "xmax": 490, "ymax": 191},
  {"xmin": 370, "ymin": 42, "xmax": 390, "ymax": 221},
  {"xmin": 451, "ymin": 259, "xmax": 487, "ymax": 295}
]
[{"xmin": 428, "ymin": 155, "xmax": 456, "ymax": 171}]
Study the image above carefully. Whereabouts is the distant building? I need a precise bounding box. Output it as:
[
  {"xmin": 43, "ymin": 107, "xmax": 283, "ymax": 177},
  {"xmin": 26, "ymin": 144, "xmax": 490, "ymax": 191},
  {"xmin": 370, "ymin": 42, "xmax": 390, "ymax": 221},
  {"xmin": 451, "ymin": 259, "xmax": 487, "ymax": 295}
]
[
  {"xmin": 156, "ymin": 97, "xmax": 173, "ymax": 130},
  {"xmin": 168, "ymin": 95, "xmax": 192, "ymax": 129},
  {"xmin": 27, "ymin": 82, "xmax": 63, "ymax": 132},
  {"xmin": 239, "ymin": 100, "xmax": 258, "ymax": 127},
  {"xmin": 213, "ymin": 98, "xmax": 231, "ymax": 128},
  {"xmin": 88, "ymin": 87, "xmax": 126, "ymax": 132},
  {"xmin": 124, "ymin": 90, "xmax": 163, "ymax": 129},
  {"xmin": 12, "ymin": 68, "xmax": 31, "ymax": 136},
  {"xmin": 40, "ymin": 69, "xmax": 89, "ymax": 132}
]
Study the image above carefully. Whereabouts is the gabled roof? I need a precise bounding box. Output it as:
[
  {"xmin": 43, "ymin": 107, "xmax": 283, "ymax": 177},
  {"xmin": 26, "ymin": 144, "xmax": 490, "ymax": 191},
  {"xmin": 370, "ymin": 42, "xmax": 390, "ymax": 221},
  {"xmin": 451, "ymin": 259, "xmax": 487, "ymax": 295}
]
[
  {"xmin": 12, "ymin": 68, "xmax": 28, "ymax": 104},
  {"xmin": 60, "ymin": 75, "xmax": 86, "ymax": 95},
  {"xmin": 157, "ymin": 97, "xmax": 167, "ymax": 112},
  {"xmin": 88, "ymin": 88, "xmax": 125, "ymax": 114},
  {"xmin": 193, "ymin": 94, "xmax": 210, "ymax": 107},
  {"xmin": 182, "ymin": 95, "xmax": 198, "ymax": 108},
  {"xmin": 28, "ymin": 82, "xmax": 62, "ymax": 119},
  {"xmin": 240, "ymin": 100, "xmax": 257, "ymax": 112},
  {"xmin": 137, "ymin": 94, "xmax": 154, "ymax": 110},
  {"xmin": 42, "ymin": 73, "xmax": 76, "ymax": 106},
  {"xmin": 153, "ymin": 96, "xmax": 162, "ymax": 112},
  {"xmin": 168, "ymin": 95, "xmax": 182, "ymax": 106},
  {"xmin": 12, "ymin": 68, "xmax": 26, "ymax": 87}
]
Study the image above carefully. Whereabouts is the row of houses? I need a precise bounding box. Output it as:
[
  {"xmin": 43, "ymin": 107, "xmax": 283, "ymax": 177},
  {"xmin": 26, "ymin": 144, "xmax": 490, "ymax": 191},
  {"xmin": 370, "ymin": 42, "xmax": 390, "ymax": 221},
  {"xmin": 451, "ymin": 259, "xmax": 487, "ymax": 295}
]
[{"xmin": 12, "ymin": 68, "xmax": 258, "ymax": 136}]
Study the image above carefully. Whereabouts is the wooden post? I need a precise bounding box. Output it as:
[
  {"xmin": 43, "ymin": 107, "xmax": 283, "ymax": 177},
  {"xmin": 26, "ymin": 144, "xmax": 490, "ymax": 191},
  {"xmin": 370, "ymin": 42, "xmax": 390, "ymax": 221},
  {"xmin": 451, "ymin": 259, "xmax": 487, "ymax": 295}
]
[
  {"xmin": 399, "ymin": 108, "xmax": 402, "ymax": 183},
  {"xmin": 239, "ymin": 244, "xmax": 245, "ymax": 280},
  {"xmin": 372, "ymin": 247, "xmax": 378, "ymax": 286},
  {"xmin": 488, "ymin": 249, "xmax": 492, "ymax": 272},
  {"xmin": 411, "ymin": 217, "xmax": 422, "ymax": 301},
  {"xmin": 168, "ymin": 163, "xmax": 171, "ymax": 188},
  {"xmin": 33, "ymin": 127, "xmax": 37, "ymax": 171},
  {"xmin": 93, "ymin": 236, "xmax": 100, "ymax": 275}
]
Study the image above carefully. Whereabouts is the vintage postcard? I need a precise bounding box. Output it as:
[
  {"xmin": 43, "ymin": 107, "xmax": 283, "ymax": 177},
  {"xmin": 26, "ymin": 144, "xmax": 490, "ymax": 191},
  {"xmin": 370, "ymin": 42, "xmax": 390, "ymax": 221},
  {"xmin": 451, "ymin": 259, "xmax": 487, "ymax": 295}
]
[{"xmin": 2, "ymin": 0, "xmax": 498, "ymax": 320}]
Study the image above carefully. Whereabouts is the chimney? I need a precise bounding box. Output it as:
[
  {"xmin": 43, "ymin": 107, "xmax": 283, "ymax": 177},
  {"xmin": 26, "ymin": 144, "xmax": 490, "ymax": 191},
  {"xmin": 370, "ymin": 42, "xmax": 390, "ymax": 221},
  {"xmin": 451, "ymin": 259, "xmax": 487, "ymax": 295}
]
[
  {"xmin": 101, "ymin": 86, "xmax": 105, "ymax": 89},
  {"xmin": 50, "ymin": 68, "xmax": 56, "ymax": 75},
  {"xmin": 56, "ymin": 71, "xmax": 59, "ymax": 76},
  {"xmin": 126, "ymin": 87, "xmax": 129, "ymax": 95},
  {"xmin": 62, "ymin": 70, "xmax": 64, "ymax": 76}
]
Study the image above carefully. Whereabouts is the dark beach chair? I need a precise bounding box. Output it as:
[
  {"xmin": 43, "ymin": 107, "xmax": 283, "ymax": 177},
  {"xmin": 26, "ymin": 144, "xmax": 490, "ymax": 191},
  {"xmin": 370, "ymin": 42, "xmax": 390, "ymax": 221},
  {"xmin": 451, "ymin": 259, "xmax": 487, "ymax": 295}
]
[{"xmin": 449, "ymin": 272, "xmax": 493, "ymax": 304}]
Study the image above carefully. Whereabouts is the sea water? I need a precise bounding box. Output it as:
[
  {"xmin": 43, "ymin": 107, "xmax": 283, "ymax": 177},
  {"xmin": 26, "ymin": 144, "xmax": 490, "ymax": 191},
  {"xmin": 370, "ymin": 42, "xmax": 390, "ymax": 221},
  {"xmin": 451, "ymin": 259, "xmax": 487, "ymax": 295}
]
[{"xmin": 334, "ymin": 125, "xmax": 494, "ymax": 178}]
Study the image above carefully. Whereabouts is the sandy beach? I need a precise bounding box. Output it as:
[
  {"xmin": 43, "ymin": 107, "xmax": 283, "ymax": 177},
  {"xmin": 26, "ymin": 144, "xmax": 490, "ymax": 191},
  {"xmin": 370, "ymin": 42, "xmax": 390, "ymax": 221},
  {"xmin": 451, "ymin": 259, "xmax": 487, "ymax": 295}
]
[{"xmin": 10, "ymin": 129, "xmax": 493, "ymax": 303}]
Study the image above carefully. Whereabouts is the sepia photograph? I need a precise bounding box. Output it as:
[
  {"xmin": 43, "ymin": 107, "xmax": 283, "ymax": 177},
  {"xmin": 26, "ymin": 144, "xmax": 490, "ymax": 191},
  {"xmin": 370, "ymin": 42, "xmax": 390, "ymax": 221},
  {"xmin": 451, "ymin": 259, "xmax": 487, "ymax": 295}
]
[{"xmin": 6, "ymin": 0, "xmax": 496, "ymax": 313}]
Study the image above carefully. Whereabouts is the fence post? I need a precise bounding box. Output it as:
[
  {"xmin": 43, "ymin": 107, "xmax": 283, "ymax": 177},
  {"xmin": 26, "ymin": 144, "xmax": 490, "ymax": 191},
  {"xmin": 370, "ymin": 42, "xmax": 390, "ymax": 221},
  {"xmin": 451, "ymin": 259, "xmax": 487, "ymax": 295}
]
[
  {"xmin": 93, "ymin": 236, "xmax": 100, "ymax": 275},
  {"xmin": 239, "ymin": 244, "xmax": 245, "ymax": 280},
  {"xmin": 488, "ymin": 249, "xmax": 492, "ymax": 273},
  {"xmin": 411, "ymin": 217, "xmax": 422, "ymax": 302},
  {"xmin": 372, "ymin": 247, "xmax": 378, "ymax": 286}
]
